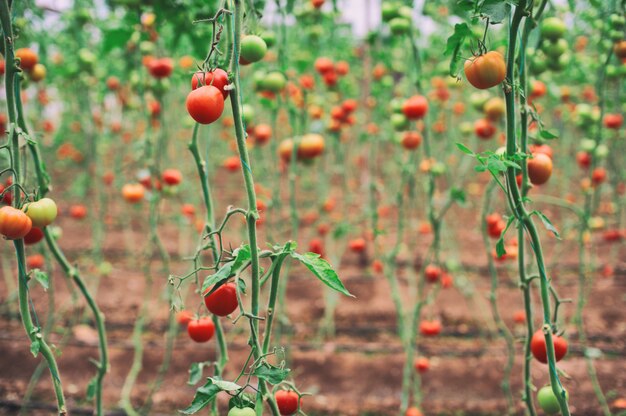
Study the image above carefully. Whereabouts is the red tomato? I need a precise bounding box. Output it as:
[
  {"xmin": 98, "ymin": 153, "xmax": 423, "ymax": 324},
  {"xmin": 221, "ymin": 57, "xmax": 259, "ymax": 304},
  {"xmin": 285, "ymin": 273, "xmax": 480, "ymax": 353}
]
[
  {"xmin": 148, "ymin": 57, "xmax": 173, "ymax": 78},
  {"xmin": 464, "ymin": 51, "xmax": 506, "ymax": 89},
  {"xmin": 591, "ymin": 167, "xmax": 607, "ymax": 185},
  {"xmin": 576, "ymin": 151, "xmax": 591, "ymax": 169},
  {"xmin": 527, "ymin": 153, "xmax": 553, "ymax": 185},
  {"xmin": 0, "ymin": 206, "xmax": 33, "ymax": 239},
  {"xmin": 314, "ymin": 57, "xmax": 334, "ymax": 74},
  {"xmin": 186, "ymin": 85, "xmax": 225, "ymax": 124},
  {"xmin": 419, "ymin": 320, "xmax": 442, "ymax": 337},
  {"xmin": 106, "ymin": 76, "xmax": 120, "ymax": 91},
  {"xmin": 348, "ymin": 238, "xmax": 366, "ymax": 253},
  {"xmin": 604, "ymin": 113, "xmax": 623, "ymax": 129},
  {"xmin": 424, "ymin": 264, "xmax": 441, "ymax": 283},
  {"xmin": 414, "ymin": 357, "xmax": 430, "ymax": 373},
  {"xmin": 335, "ymin": 60, "xmax": 350, "ymax": 75},
  {"xmin": 530, "ymin": 330, "xmax": 568, "ymax": 364},
  {"xmin": 530, "ymin": 80, "xmax": 547, "ymax": 98},
  {"xmin": 441, "ymin": 273, "xmax": 453, "ymax": 288},
  {"xmin": 15, "ymin": 48, "xmax": 38, "ymax": 71},
  {"xmin": 474, "ymin": 118, "xmax": 496, "ymax": 139},
  {"xmin": 190, "ymin": 69, "xmax": 229, "ymax": 99},
  {"xmin": 204, "ymin": 283, "xmax": 239, "ymax": 317},
  {"xmin": 162, "ymin": 169, "xmax": 182, "ymax": 186},
  {"xmin": 311, "ymin": 0, "xmax": 325, "ymax": 8},
  {"xmin": 69, "ymin": 204, "xmax": 88, "ymax": 219},
  {"xmin": 24, "ymin": 226, "xmax": 44, "ymax": 245},
  {"xmin": 513, "ymin": 310, "xmax": 526, "ymax": 324},
  {"xmin": 122, "ymin": 183, "xmax": 145, "ymax": 203},
  {"xmin": 254, "ymin": 124, "xmax": 272, "ymax": 144},
  {"xmin": 297, "ymin": 134, "xmax": 325, "ymax": 159},
  {"xmin": 372, "ymin": 259, "xmax": 384, "ymax": 273},
  {"xmin": 341, "ymin": 98, "xmax": 357, "ymax": 113},
  {"xmin": 529, "ymin": 144, "xmax": 553, "ymax": 159},
  {"xmin": 405, "ymin": 407, "xmax": 424, "ymax": 416},
  {"xmin": 402, "ymin": 95, "xmax": 429, "ymax": 120},
  {"xmin": 26, "ymin": 254, "xmax": 45, "ymax": 269},
  {"xmin": 602, "ymin": 230, "xmax": 622, "ymax": 242},
  {"xmin": 176, "ymin": 310, "xmax": 194, "ymax": 326},
  {"xmin": 181, "ymin": 203, "xmax": 196, "ymax": 217},
  {"xmin": 224, "ymin": 156, "xmax": 241, "ymax": 171},
  {"xmin": 401, "ymin": 131, "xmax": 422, "ymax": 150},
  {"xmin": 322, "ymin": 71, "xmax": 338, "ymax": 87},
  {"xmin": 308, "ymin": 238, "xmax": 325, "ymax": 258},
  {"xmin": 275, "ymin": 390, "xmax": 300, "ymax": 416},
  {"xmin": 187, "ymin": 317, "xmax": 215, "ymax": 342}
]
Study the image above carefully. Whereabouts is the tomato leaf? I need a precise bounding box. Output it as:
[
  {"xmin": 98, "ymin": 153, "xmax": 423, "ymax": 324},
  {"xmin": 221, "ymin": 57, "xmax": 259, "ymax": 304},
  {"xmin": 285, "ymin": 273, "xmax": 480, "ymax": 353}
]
[
  {"xmin": 533, "ymin": 210, "xmax": 561, "ymax": 239},
  {"xmin": 332, "ymin": 221, "xmax": 350, "ymax": 240},
  {"xmin": 290, "ymin": 252, "xmax": 353, "ymax": 297},
  {"xmin": 86, "ymin": 377, "xmax": 97, "ymax": 400},
  {"xmin": 479, "ymin": 0, "xmax": 511, "ymax": 24},
  {"xmin": 30, "ymin": 339, "xmax": 40, "ymax": 357},
  {"xmin": 101, "ymin": 27, "xmax": 133, "ymax": 54},
  {"xmin": 201, "ymin": 245, "xmax": 252, "ymax": 294},
  {"xmin": 539, "ymin": 129, "xmax": 558, "ymax": 140},
  {"xmin": 253, "ymin": 363, "xmax": 290, "ymax": 384},
  {"xmin": 450, "ymin": 188, "xmax": 467, "ymax": 205},
  {"xmin": 445, "ymin": 23, "xmax": 472, "ymax": 76},
  {"xmin": 188, "ymin": 362, "xmax": 205, "ymax": 386},
  {"xmin": 179, "ymin": 381, "xmax": 221, "ymax": 414},
  {"xmin": 456, "ymin": 142, "xmax": 476, "ymax": 156},
  {"xmin": 33, "ymin": 270, "xmax": 49, "ymax": 290},
  {"xmin": 228, "ymin": 394, "xmax": 255, "ymax": 410},
  {"xmin": 207, "ymin": 377, "xmax": 241, "ymax": 392}
]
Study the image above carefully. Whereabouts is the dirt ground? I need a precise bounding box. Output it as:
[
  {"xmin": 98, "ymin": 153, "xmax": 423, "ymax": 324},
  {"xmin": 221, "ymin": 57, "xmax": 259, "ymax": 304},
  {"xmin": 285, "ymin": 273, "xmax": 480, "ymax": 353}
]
[{"xmin": 0, "ymin": 191, "xmax": 625, "ymax": 415}]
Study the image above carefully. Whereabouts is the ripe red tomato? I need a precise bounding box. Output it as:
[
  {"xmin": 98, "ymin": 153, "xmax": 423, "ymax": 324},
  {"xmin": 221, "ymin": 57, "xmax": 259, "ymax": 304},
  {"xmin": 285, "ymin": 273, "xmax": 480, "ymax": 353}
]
[
  {"xmin": 603, "ymin": 113, "xmax": 623, "ymax": 129},
  {"xmin": 187, "ymin": 317, "xmax": 215, "ymax": 342},
  {"xmin": 419, "ymin": 320, "xmax": 442, "ymax": 337},
  {"xmin": 405, "ymin": 407, "xmax": 424, "ymax": 416},
  {"xmin": 402, "ymin": 95, "xmax": 428, "ymax": 120},
  {"xmin": 530, "ymin": 330, "xmax": 568, "ymax": 364},
  {"xmin": 335, "ymin": 60, "xmax": 350, "ymax": 75},
  {"xmin": 311, "ymin": 0, "xmax": 325, "ymax": 8},
  {"xmin": 0, "ymin": 206, "xmax": 33, "ymax": 239},
  {"xmin": 297, "ymin": 134, "xmax": 325, "ymax": 159},
  {"xmin": 372, "ymin": 259, "xmax": 384, "ymax": 273},
  {"xmin": 348, "ymin": 238, "xmax": 366, "ymax": 253},
  {"xmin": 275, "ymin": 390, "xmax": 300, "ymax": 416},
  {"xmin": 162, "ymin": 169, "xmax": 182, "ymax": 186},
  {"xmin": 204, "ymin": 283, "xmax": 239, "ymax": 317},
  {"xmin": 513, "ymin": 310, "xmax": 526, "ymax": 324},
  {"xmin": 314, "ymin": 57, "xmax": 334, "ymax": 74},
  {"xmin": 186, "ymin": 85, "xmax": 225, "ymax": 124},
  {"xmin": 254, "ymin": 124, "xmax": 272, "ymax": 145},
  {"xmin": 530, "ymin": 80, "xmax": 547, "ymax": 98},
  {"xmin": 122, "ymin": 183, "xmax": 145, "ymax": 203},
  {"xmin": 527, "ymin": 153, "xmax": 553, "ymax": 185},
  {"xmin": 424, "ymin": 264, "xmax": 441, "ymax": 283},
  {"xmin": 322, "ymin": 71, "xmax": 338, "ymax": 87},
  {"xmin": 224, "ymin": 156, "xmax": 242, "ymax": 172},
  {"xmin": 602, "ymin": 229, "xmax": 622, "ymax": 242},
  {"xmin": 308, "ymin": 238, "xmax": 325, "ymax": 258},
  {"xmin": 148, "ymin": 57, "xmax": 173, "ymax": 78},
  {"xmin": 414, "ymin": 357, "xmax": 430, "ymax": 373},
  {"xmin": 576, "ymin": 151, "xmax": 591, "ymax": 169},
  {"xmin": 69, "ymin": 204, "xmax": 88, "ymax": 219},
  {"xmin": 401, "ymin": 131, "xmax": 422, "ymax": 150},
  {"xmin": 176, "ymin": 310, "xmax": 194, "ymax": 326},
  {"xmin": 106, "ymin": 76, "xmax": 120, "ymax": 91},
  {"xmin": 529, "ymin": 144, "xmax": 553, "ymax": 159},
  {"xmin": 24, "ymin": 226, "xmax": 44, "ymax": 245},
  {"xmin": 441, "ymin": 273, "xmax": 453, "ymax": 288},
  {"xmin": 342, "ymin": 98, "xmax": 357, "ymax": 113},
  {"xmin": 591, "ymin": 167, "xmax": 607, "ymax": 185},
  {"xmin": 474, "ymin": 118, "xmax": 496, "ymax": 139},
  {"xmin": 181, "ymin": 204, "xmax": 196, "ymax": 218},
  {"xmin": 26, "ymin": 253, "xmax": 45, "ymax": 269},
  {"xmin": 15, "ymin": 48, "xmax": 38, "ymax": 71},
  {"xmin": 191, "ymin": 69, "xmax": 229, "ymax": 99},
  {"xmin": 464, "ymin": 51, "xmax": 506, "ymax": 89}
]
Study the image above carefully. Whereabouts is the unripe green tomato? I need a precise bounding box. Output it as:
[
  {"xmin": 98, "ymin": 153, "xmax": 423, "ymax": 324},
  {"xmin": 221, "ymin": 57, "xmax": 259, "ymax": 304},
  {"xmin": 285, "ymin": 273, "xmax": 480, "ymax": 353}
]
[
  {"xmin": 530, "ymin": 52, "xmax": 548, "ymax": 74},
  {"xmin": 547, "ymin": 53, "xmax": 570, "ymax": 72},
  {"xmin": 580, "ymin": 138, "xmax": 596, "ymax": 152},
  {"xmin": 601, "ymin": 39, "xmax": 614, "ymax": 51},
  {"xmin": 252, "ymin": 70, "xmax": 268, "ymax": 90},
  {"xmin": 242, "ymin": 104, "xmax": 255, "ymax": 124},
  {"xmin": 14, "ymin": 17, "xmax": 27, "ymax": 31},
  {"xmin": 139, "ymin": 41, "xmax": 155, "ymax": 54},
  {"xmin": 380, "ymin": 75, "xmax": 394, "ymax": 88},
  {"xmin": 610, "ymin": 14, "xmax": 626, "ymax": 29},
  {"xmin": 47, "ymin": 226, "xmax": 62, "ymax": 240},
  {"xmin": 227, "ymin": 407, "xmax": 256, "ymax": 416},
  {"xmin": 261, "ymin": 31, "xmax": 276, "ymax": 48},
  {"xmin": 594, "ymin": 144, "xmax": 608, "ymax": 159},
  {"xmin": 161, "ymin": 185, "xmax": 179, "ymax": 198},
  {"xmin": 618, "ymin": 64, "xmax": 626, "ymax": 77},
  {"xmin": 24, "ymin": 198, "xmax": 58, "ymax": 228},
  {"xmin": 541, "ymin": 17, "xmax": 566, "ymax": 41},
  {"xmin": 609, "ymin": 30, "xmax": 624, "ymax": 42},
  {"xmin": 240, "ymin": 35, "xmax": 267, "ymax": 63},
  {"xmin": 78, "ymin": 49, "xmax": 97, "ymax": 66},
  {"xmin": 98, "ymin": 261, "xmax": 113, "ymax": 277},
  {"xmin": 75, "ymin": 8, "xmax": 92, "ymax": 25},
  {"xmin": 381, "ymin": 2, "xmax": 400, "ymax": 22},
  {"xmin": 398, "ymin": 6, "xmax": 413, "ymax": 19},
  {"xmin": 391, "ymin": 113, "xmax": 409, "ymax": 131},
  {"xmin": 389, "ymin": 17, "xmax": 411, "ymax": 35},
  {"xmin": 431, "ymin": 162, "xmax": 446, "ymax": 176},
  {"xmin": 389, "ymin": 98, "xmax": 404, "ymax": 114},
  {"xmin": 537, "ymin": 385, "xmax": 568, "ymax": 415},
  {"xmin": 606, "ymin": 65, "xmax": 619, "ymax": 79},
  {"xmin": 542, "ymin": 38, "xmax": 568, "ymax": 58},
  {"xmin": 262, "ymin": 72, "xmax": 287, "ymax": 92},
  {"xmin": 459, "ymin": 122, "xmax": 473, "ymax": 136},
  {"xmin": 153, "ymin": 78, "xmax": 170, "ymax": 94},
  {"xmin": 309, "ymin": 25, "xmax": 324, "ymax": 41},
  {"xmin": 470, "ymin": 91, "xmax": 490, "ymax": 112},
  {"xmin": 591, "ymin": 19, "xmax": 603, "ymax": 31}
]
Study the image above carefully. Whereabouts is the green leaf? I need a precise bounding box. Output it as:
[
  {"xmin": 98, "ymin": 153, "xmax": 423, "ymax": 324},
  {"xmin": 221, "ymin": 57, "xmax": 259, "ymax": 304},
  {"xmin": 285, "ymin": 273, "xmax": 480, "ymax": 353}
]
[
  {"xmin": 534, "ymin": 211, "xmax": 561, "ymax": 239},
  {"xmin": 201, "ymin": 245, "xmax": 251, "ymax": 294},
  {"xmin": 290, "ymin": 252, "xmax": 353, "ymax": 297},
  {"xmin": 237, "ymin": 277, "xmax": 247, "ymax": 295},
  {"xmin": 332, "ymin": 221, "xmax": 350, "ymax": 240},
  {"xmin": 86, "ymin": 377, "xmax": 97, "ymax": 400},
  {"xmin": 450, "ymin": 188, "xmax": 467, "ymax": 205},
  {"xmin": 474, "ymin": 164, "xmax": 488, "ymax": 172},
  {"xmin": 101, "ymin": 27, "xmax": 133, "ymax": 54},
  {"xmin": 228, "ymin": 394, "xmax": 255, "ymax": 410},
  {"xmin": 30, "ymin": 340, "xmax": 40, "ymax": 357},
  {"xmin": 207, "ymin": 377, "xmax": 241, "ymax": 392},
  {"xmin": 253, "ymin": 363, "xmax": 290, "ymax": 385},
  {"xmin": 480, "ymin": 0, "xmax": 511, "ymax": 24},
  {"xmin": 502, "ymin": 159, "xmax": 522, "ymax": 170},
  {"xmin": 33, "ymin": 270, "xmax": 49, "ymax": 290},
  {"xmin": 539, "ymin": 129, "xmax": 558, "ymax": 140},
  {"xmin": 179, "ymin": 381, "xmax": 221, "ymax": 414},
  {"xmin": 444, "ymin": 23, "xmax": 471, "ymax": 57},
  {"xmin": 495, "ymin": 236, "xmax": 507, "ymax": 258},
  {"xmin": 456, "ymin": 142, "xmax": 475, "ymax": 156},
  {"xmin": 486, "ymin": 158, "xmax": 507, "ymax": 173},
  {"xmin": 188, "ymin": 362, "xmax": 205, "ymax": 386}
]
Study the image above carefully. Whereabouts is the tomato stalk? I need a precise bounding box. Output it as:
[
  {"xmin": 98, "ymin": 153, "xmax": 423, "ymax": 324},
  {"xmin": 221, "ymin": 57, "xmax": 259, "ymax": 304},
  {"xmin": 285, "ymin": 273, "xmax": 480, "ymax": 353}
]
[
  {"xmin": 503, "ymin": 2, "xmax": 570, "ymax": 415},
  {"xmin": 229, "ymin": 1, "xmax": 280, "ymax": 414}
]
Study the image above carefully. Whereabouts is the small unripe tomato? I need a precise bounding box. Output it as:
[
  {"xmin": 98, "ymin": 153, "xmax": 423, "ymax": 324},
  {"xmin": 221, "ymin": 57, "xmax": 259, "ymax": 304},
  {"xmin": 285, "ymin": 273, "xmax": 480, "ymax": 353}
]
[
  {"xmin": 540, "ymin": 17, "xmax": 566, "ymax": 41},
  {"xmin": 483, "ymin": 97, "xmax": 506, "ymax": 120},
  {"xmin": 187, "ymin": 317, "xmax": 215, "ymax": 342},
  {"xmin": 228, "ymin": 407, "xmax": 256, "ymax": 416},
  {"xmin": 240, "ymin": 35, "xmax": 267, "ymax": 64},
  {"xmin": 537, "ymin": 385, "xmax": 568, "ymax": 415},
  {"xmin": 23, "ymin": 198, "xmax": 58, "ymax": 228},
  {"xmin": 530, "ymin": 330, "xmax": 568, "ymax": 364},
  {"xmin": 186, "ymin": 85, "xmax": 225, "ymax": 124},
  {"xmin": 204, "ymin": 283, "xmax": 239, "ymax": 316},
  {"xmin": 464, "ymin": 51, "xmax": 506, "ymax": 89},
  {"xmin": 527, "ymin": 153, "xmax": 553, "ymax": 185},
  {"xmin": 275, "ymin": 390, "xmax": 300, "ymax": 416},
  {"xmin": 29, "ymin": 64, "xmax": 47, "ymax": 82},
  {"xmin": 0, "ymin": 206, "xmax": 33, "ymax": 239}
]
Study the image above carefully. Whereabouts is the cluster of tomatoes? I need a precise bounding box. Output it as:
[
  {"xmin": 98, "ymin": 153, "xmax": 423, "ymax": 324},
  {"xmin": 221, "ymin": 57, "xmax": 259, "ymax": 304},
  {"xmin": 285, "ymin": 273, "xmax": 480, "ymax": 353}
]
[
  {"xmin": 0, "ymin": 196, "xmax": 57, "ymax": 246},
  {"xmin": 120, "ymin": 168, "xmax": 183, "ymax": 204}
]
